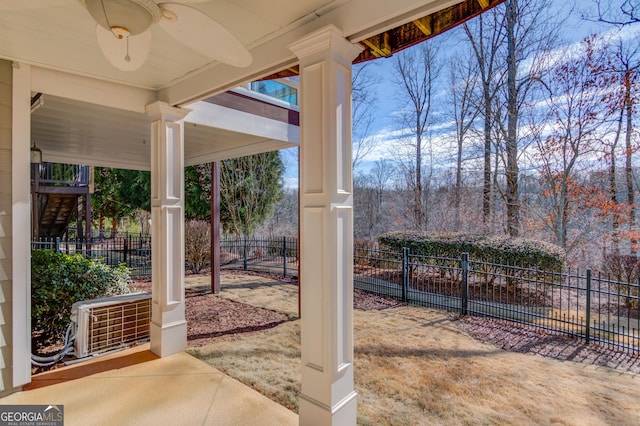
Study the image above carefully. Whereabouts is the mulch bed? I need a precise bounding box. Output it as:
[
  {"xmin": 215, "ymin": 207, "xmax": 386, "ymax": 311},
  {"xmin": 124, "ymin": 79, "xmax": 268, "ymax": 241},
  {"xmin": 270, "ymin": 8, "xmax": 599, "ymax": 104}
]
[
  {"xmin": 186, "ymin": 289, "xmax": 290, "ymax": 347},
  {"xmin": 354, "ymin": 289, "xmax": 403, "ymax": 310},
  {"xmin": 355, "ymin": 266, "xmax": 552, "ymax": 307},
  {"xmin": 456, "ymin": 315, "xmax": 640, "ymax": 374}
]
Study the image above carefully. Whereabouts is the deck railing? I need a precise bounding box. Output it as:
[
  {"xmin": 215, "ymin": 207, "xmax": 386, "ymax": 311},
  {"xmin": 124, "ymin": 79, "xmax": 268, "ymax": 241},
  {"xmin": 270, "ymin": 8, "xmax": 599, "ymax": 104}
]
[{"xmin": 32, "ymin": 163, "xmax": 90, "ymax": 187}]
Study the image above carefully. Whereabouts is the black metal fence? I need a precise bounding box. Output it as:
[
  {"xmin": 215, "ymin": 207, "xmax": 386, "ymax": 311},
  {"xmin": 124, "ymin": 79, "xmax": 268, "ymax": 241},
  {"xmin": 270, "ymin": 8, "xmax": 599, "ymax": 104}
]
[
  {"xmin": 219, "ymin": 236, "xmax": 298, "ymax": 278},
  {"xmin": 33, "ymin": 235, "xmax": 152, "ymax": 278},
  {"xmin": 32, "ymin": 234, "xmax": 639, "ymax": 355},
  {"xmin": 354, "ymin": 246, "xmax": 639, "ymax": 356}
]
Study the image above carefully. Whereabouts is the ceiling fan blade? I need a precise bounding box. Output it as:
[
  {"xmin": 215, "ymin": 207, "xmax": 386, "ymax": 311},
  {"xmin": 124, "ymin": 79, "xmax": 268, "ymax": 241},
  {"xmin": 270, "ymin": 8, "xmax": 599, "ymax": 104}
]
[
  {"xmin": 95, "ymin": 25, "xmax": 152, "ymax": 71},
  {"xmin": 158, "ymin": 3, "xmax": 252, "ymax": 68},
  {"xmin": 0, "ymin": 0, "xmax": 71, "ymax": 10}
]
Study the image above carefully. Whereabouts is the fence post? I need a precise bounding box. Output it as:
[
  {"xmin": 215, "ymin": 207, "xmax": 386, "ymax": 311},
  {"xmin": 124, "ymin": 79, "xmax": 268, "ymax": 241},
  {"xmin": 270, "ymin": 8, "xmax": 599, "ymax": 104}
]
[
  {"xmin": 585, "ymin": 269, "xmax": 592, "ymax": 345},
  {"xmin": 243, "ymin": 236, "xmax": 248, "ymax": 271},
  {"xmin": 283, "ymin": 236, "xmax": 287, "ymax": 277},
  {"xmin": 461, "ymin": 252, "xmax": 469, "ymax": 316},
  {"xmin": 123, "ymin": 235, "xmax": 129, "ymax": 266},
  {"xmin": 55, "ymin": 237, "xmax": 61, "ymax": 253},
  {"xmin": 402, "ymin": 247, "xmax": 409, "ymax": 302}
]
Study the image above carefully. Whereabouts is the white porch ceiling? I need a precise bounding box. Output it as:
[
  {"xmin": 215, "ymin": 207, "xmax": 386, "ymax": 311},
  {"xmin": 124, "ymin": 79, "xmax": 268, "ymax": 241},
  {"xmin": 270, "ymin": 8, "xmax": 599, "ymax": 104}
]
[
  {"xmin": 0, "ymin": 0, "xmax": 461, "ymax": 99},
  {"xmin": 32, "ymin": 94, "xmax": 298, "ymax": 170},
  {"xmin": 0, "ymin": 0, "xmax": 339, "ymax": 90}
]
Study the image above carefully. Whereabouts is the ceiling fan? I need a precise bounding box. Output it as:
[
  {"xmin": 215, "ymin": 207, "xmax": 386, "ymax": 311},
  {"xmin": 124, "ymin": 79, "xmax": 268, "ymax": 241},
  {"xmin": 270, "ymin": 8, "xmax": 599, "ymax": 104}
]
[{"xmin": 3, "ymin": 0, "xmax": 253, "ymax": 71}]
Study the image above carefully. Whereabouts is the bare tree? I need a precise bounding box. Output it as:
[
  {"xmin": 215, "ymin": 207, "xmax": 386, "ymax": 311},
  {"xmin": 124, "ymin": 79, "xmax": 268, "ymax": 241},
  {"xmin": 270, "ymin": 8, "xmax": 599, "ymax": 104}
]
[
  {"xmin": 596, "ymin": 30, "xmax": 640, "ymax": 254},
  {"xmin": 593, "ymin": 0, "xmax": 640, "ymax": 26},
  {"xmin": 449, "ymin": 55, "xmax": 479, "ymax": 231},
  {"xmin": 352, "ymin": 62, "xmax": 379, "ymax": 171},
  {"xmin": 391, "ymin": 42, "xmax": 441, "ymax": 229},
  {"xmin": 504, "ymin": 0, "xmax": 521, "ymax": 237},
  {"xmin": 463, "ymin": 9, "xmax": 504, "ymax": 231},
  {"xmin": 354, "ymin": 160, "xmax": 394, "ymax": 239},
  {"xmin": 530, "ymin": 41, "xmax": 607, "ymax": 252}
]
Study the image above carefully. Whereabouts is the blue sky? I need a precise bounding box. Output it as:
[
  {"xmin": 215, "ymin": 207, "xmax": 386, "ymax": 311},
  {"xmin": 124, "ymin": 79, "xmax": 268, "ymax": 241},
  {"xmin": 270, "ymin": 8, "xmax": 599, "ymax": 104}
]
[{"xmin": 280, "ymin": 0, "xmax": 639, "ymax": 188}]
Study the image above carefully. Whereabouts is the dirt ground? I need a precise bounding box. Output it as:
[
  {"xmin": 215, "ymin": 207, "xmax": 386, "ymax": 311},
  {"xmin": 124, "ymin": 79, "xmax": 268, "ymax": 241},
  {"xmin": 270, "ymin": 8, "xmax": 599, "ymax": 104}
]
[{"xmin": 134, "ymin": 270, "xmax": 640, "ymax": 425}]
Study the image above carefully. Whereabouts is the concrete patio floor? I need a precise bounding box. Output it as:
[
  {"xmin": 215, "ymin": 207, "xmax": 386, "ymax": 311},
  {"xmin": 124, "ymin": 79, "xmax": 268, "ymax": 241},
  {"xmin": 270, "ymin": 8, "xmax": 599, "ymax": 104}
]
[{"xmin": 0, "ymin": 344, "xmax": 298, "ymax": 426}]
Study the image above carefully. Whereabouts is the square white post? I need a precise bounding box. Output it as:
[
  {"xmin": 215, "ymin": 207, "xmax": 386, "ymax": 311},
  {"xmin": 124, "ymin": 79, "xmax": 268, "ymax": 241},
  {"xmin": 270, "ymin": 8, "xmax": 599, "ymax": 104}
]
[
  {"xmin": 146, "ymin": 101, "xmax": 189, "ymax": 357},
  {"xmin": 11, "ymin": 62, "xmax": 31, "ymax": 388},
  {"xmin": 289, "ymin": 25, "xmax": 363, "ymax": 426}
]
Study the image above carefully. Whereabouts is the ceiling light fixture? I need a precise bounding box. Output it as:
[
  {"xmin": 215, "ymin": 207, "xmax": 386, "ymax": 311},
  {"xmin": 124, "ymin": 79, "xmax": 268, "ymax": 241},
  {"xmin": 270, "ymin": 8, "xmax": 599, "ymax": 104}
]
[
  {"xmin": 80, "ymin": 0, "xmax": 252, "ymax": 71},
  {"xmin": 83, "ymin": 0, "xmax": 161, "ymax": 70},
  {"xmin": 83, "ymin": 0, "xmax": 162, "ymax": 36}
]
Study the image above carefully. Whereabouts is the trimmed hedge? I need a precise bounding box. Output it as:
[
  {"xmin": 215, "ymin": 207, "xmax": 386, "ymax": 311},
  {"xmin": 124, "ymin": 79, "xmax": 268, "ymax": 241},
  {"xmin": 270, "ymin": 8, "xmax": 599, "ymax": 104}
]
[
  {"xmin": 378, "ymin": 231, "xmax": 565, "ymax": 271},
  {"xmin": 31, "ymin": 250, "xmax": 131, "ymax": 347}
]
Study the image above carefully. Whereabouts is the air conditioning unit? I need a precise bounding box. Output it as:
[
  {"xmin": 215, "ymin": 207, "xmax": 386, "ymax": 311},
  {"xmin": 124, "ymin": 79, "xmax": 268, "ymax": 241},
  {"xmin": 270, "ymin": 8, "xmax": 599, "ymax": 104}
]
[{"xmin": 71, "ymin": 292, "xmax": 152, "ymax": 359}]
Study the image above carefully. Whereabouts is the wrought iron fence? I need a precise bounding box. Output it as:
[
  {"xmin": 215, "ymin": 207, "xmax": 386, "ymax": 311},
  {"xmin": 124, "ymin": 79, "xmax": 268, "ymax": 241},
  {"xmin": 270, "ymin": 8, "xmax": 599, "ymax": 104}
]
[
  {"xmin": 31, "ymin": 234, "xmax": 298, "ymax": 279},
  {"xmin": 32, "ymin": 233, "xmax": 639, "ymax": 355},
  {"xmin": 354, "ymin": 246, "xmax": 639, "ymax": 356},
  {"xmin": 32, "ymin": 234, "xmax": 152, "ymax": 278},
  {"xmin": 219, "ymin": 236, "xmax": 298, "ymax": 278}
]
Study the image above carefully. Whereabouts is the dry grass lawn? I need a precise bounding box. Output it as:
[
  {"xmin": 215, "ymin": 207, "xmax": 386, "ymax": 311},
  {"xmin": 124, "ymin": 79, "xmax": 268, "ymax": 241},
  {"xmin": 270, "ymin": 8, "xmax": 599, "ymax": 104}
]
[{"xmin": 187, "ymin": 273, "xmax": 640, "ymax": 425}]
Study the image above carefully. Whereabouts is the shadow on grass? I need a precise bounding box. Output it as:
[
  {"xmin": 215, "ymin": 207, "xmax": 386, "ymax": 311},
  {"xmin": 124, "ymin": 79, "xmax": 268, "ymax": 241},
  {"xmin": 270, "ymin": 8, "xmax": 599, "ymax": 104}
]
[
  {"xmin": 355, "ymin": 344, "xmax": 503, "ymax": 359},
  {"xmin": 221, "ymin": 281, "xmax": 298, "ymax": 290},
  {"xmin": 188, "ymin": 317, "xmax": 298, "ymax": 343}
]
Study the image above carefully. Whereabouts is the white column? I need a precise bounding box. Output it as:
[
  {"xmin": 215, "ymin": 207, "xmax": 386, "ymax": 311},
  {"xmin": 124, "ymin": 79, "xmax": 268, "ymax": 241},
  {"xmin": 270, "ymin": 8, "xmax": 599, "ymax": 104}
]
[
  {"xmin": 145, "ymin": 101, "xmax": 189, "ymax": 357},
  {"xmin": 289, "ymin": 26, "xmax": 363, "ymax": 426},
  {"xmin": 11, "ymin": 62, "xmax": 31, "ymax": 388}
]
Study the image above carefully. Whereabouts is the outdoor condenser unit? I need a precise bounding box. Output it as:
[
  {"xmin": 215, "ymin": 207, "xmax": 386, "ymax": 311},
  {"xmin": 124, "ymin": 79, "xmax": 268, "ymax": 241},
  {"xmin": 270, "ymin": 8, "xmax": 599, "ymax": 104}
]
[{"xmin": 71, "ymin": 292, "xmax": 152, "ymax": 358}]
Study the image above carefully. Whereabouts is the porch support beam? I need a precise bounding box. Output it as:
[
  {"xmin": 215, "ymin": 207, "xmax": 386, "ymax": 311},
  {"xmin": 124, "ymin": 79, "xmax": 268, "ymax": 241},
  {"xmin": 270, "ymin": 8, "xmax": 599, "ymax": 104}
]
[
  {"xmin": 146, "ymin": 101, "xmax": 190, "ymax": 357},
  {"xmin": 289, "ymin": 25, "xmax": 362, "ymax": 426},
  {"xmin": 11, "ymin": 62, "xmax": 31, "ymax": 388},
  {"xmin": 31, "ymin": 67, "xmax": 156, "ymax": 114}
]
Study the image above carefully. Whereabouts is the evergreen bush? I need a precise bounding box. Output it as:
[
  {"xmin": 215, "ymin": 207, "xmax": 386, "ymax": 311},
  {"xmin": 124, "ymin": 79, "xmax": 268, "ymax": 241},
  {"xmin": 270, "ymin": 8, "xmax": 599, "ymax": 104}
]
[
  {"xmin": 378, "ymin": 231, "xmax": 565, "ymax": 271},
  {"xmin": 31, "ymin": 250, "xmax": 131, "ymax": 348}
]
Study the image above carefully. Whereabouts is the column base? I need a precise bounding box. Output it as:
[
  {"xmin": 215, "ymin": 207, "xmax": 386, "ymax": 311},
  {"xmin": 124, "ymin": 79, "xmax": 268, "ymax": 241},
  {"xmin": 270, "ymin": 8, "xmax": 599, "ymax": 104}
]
[
  {"xmin": 150, "ymin": 320, "xmax": 187, "ymax": 357},
  {"xmin": 299, "ymin": 391, "xmax": 357, "ymax": 426}
]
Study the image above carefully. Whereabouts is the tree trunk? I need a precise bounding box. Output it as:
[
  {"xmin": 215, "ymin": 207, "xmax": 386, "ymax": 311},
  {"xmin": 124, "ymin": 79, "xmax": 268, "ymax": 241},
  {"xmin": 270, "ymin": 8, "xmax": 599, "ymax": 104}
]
[
  {"xmin": 415, "ymin": 131, "xmax": 423, "ymax": 229},
  {"xmin": 624, "ymin": 70, "xmax": 636, "ymax": 254},
  {"xmin": 454, "ymin": 132, "xmax": 463, "ymax": 231},
  {"xmin": 505, "ymin": 0, "xmax": 520, "ymax": 237},
  {"xmin": 483, "ymin": 85, "xmax": 492, "ymax": 232},
  {"xmin": 610, "ymin": 143, "xmax": 620, "ymax": 255}
]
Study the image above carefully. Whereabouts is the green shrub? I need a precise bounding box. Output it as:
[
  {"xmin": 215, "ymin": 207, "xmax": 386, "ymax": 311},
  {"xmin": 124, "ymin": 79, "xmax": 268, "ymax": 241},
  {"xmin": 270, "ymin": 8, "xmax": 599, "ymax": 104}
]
[
  {"xmin": 378, "ymin": 231, "xmax": 565, "ymax": 271},
  {"xmin": 31, "ymin": 250, "xmax": 131, "ymax": 348}
]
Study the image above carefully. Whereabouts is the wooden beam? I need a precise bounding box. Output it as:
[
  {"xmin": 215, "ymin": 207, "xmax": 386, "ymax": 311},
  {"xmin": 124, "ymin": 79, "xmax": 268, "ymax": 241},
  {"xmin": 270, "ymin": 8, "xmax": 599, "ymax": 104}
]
[
  {"xmin": 210, "ymin": 162, "xmax": 220, "ymax": 294},
  {"xmin": 203, "ymin": 91, "xmax": 299, "ymax": 125},
  {"xmin": 477, "ymin": 0, "xmax": 490, "ymax": 8},
  {"xmin": 36, "ymin": 186, "xmax": 90, "ymax": 195},
  {"xmin": 361, "ymin": 33, "xmax": 391, "ymax": 57},
  {"xmin": 413, "ymin": 16, "xmax": 432, "ymax": 36}
]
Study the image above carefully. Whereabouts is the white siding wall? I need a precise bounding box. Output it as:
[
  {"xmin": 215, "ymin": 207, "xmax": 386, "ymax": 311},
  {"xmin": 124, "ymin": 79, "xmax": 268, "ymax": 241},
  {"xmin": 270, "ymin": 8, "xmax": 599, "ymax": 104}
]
[{"xmin": 0, "ymin": 59, "xmax": 13, "ymax": 394}]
